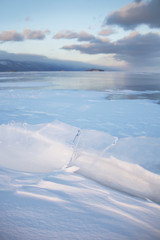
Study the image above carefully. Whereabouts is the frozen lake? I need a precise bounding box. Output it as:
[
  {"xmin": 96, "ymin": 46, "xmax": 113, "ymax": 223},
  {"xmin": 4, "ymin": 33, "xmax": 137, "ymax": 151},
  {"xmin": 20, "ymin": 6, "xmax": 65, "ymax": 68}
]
[
  {"xmin": 0, "ymin": 71, "xmax": 160, "ymax": 240},
  {"xmin": 0, "ymin": 71, "xmax": 160, "ymax": 135}
]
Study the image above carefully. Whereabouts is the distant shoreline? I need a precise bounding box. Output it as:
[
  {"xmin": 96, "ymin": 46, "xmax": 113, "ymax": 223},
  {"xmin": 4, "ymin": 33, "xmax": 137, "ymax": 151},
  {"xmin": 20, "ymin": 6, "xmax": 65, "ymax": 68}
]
[{"xmin": 86, "ymin": 69, "xmax": 104, "ymax": 72}]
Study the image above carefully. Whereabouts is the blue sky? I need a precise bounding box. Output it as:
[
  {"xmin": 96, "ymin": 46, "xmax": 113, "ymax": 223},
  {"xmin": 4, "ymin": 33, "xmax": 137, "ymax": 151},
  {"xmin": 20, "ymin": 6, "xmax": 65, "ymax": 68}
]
[{"xmin": 0, "ymin": 0, "xmax": 160, "ymax": 71}]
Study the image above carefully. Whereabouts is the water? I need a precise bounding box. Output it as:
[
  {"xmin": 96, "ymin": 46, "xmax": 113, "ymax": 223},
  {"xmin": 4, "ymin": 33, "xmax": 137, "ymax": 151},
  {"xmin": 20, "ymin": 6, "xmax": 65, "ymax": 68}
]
[{"xmin": 0, "ymin": 71, "xmax": 160, "ymax": 202}]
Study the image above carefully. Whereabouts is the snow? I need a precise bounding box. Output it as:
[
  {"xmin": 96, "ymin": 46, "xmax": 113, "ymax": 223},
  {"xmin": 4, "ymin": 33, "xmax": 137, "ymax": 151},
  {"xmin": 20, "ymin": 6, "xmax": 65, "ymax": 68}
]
[
  {"xmin": 0, "ymin": 121, "xmax": 160, "ymax": 204},
  {"xmin": 0, "ymin": 71, "xmax": 160, "ymax": 239},
  {"xmin": 0, "ymin": 167, "xmax": 160, "ymax": 240}
]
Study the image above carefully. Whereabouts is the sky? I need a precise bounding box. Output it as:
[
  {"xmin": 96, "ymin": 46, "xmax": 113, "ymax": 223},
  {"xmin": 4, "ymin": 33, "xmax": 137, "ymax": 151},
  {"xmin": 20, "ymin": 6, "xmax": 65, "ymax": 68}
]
[{"xmin": 0, "ymin": 0, "xmax": 160, "ymax": 71}]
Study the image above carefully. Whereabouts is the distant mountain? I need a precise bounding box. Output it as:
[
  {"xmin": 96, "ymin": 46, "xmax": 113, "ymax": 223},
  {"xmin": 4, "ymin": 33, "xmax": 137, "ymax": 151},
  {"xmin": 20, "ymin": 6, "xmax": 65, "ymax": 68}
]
[
  {"xmin": 0, "ymin": 59, "xmax": 105, "ymax": 72},
  {"xmin": 0, "ymin": 51, "xmax": 117, "ymax": 72}
]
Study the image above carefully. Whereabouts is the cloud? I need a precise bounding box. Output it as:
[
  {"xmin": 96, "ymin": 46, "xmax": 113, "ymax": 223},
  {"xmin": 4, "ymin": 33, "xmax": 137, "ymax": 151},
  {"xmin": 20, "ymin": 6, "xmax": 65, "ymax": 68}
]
[
  {"xmin": 0, "ymin": 29, "xmax": 50, "ymax": 42},
  {"xmin": 105, "ymin": 0, "xmax": 160, "ymax": 29},
  {"xmin": 98, "ymin": 28, "xmax": 115, "ymax": 36},
  {"xmin": 0, "ymin": 30, "xmax": 24, "ymax": 41},
  {"xmin": 62, "ymin": 31, "xmax": 160, "ymax": 69},
  {"xmin": 63, "ymin": 38, "xmax": 115, "ymax": 55},
  {"xmin": 53, "ymin": 30, "xmax": 78, "ymax": 39},
  {"xmin": 113, "ymin": 32, "xmax": 160, "ymax": 66},
  {"xmin": 0, "ymin": 50, "xmax": 52, "ymax": 62},
  {"xmin": 53, "ymin": 30, "xmax": 95, "ymax": 41},
  {"xmin": 25, "ymin": 17, "xmax": 31, "ymax": 21},
  {"xmin": 0, "ymin": 50, "xmax": 105, "ymax": 71},
  {"xmin": 134, "ymin": 0, "xmax": 142, "ymax": 2},
  {"xmin": 23, "ymin": 29, "xmax": 50, "ymax": 40}
]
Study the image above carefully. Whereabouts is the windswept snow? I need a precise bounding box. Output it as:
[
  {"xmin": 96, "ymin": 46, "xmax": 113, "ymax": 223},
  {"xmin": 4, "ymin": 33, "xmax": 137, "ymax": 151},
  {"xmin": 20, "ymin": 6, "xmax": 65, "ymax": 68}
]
[
  {"xmin": 0, "ymin": 121, "xmax": 160, "ymax": 204},
  {"xmin": 0, "ymin": 167, "xmax": 160, "ymax": 240}
]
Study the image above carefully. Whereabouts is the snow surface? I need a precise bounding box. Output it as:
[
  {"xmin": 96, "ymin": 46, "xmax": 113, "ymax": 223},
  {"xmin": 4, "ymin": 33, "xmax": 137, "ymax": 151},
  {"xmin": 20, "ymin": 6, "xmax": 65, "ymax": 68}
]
[
  {"xmin": 0, "ymin": 167, "xmax": 160, "ymax": 240},
  {"xmin": 0, "ymin": 121, "xmax": 160, "ymax": 205},
  {"xmin": 0, "ymin": 72, "xmax": 160, "ymax": 239}
]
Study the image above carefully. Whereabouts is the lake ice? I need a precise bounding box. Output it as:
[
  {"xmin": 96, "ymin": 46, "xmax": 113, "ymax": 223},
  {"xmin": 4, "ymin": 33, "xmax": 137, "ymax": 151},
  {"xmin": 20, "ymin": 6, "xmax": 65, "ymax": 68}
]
[{"xmin": 0, "ymin": 71, "xmax": 160, "ymax": 240}]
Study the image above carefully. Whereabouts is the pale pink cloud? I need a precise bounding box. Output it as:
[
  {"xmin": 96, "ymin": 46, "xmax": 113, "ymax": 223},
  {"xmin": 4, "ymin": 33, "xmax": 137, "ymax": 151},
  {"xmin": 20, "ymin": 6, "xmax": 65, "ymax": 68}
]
[
  {"xmin": 0, "ymin": 30, "xmax": 24, "ymax": 41},
  {"xmin": 98, "ymin": 28, "xmax": 115, "ymax": 36},
  {"xmin": 0, "ymin": 29, "xmax": 50, "ymax": 42},
  {"xmin": 53, "ymin": 30, "xmax": 95, "ymax": 41},
  {"xmin": 25, "ymin": 17, "xmax": 31, "ymax": 21},
  {"xmin": 23, "ymin": 29, "xmax": 50, "ymax": 40}
]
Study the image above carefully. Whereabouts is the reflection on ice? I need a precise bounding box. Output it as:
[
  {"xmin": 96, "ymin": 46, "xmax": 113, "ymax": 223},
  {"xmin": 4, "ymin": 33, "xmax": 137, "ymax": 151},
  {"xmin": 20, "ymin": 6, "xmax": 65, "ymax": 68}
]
[{"xmin": 1, "ymin": 71, "xmax": 160, "ymax": 92}]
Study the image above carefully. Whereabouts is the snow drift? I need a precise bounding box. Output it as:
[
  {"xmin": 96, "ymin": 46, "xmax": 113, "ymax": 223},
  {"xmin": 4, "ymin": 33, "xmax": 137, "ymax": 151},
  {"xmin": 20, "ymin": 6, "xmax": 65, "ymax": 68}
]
[{"xmin": 0, "ymin": 121, "xmax": 160, "ymax": 204}]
